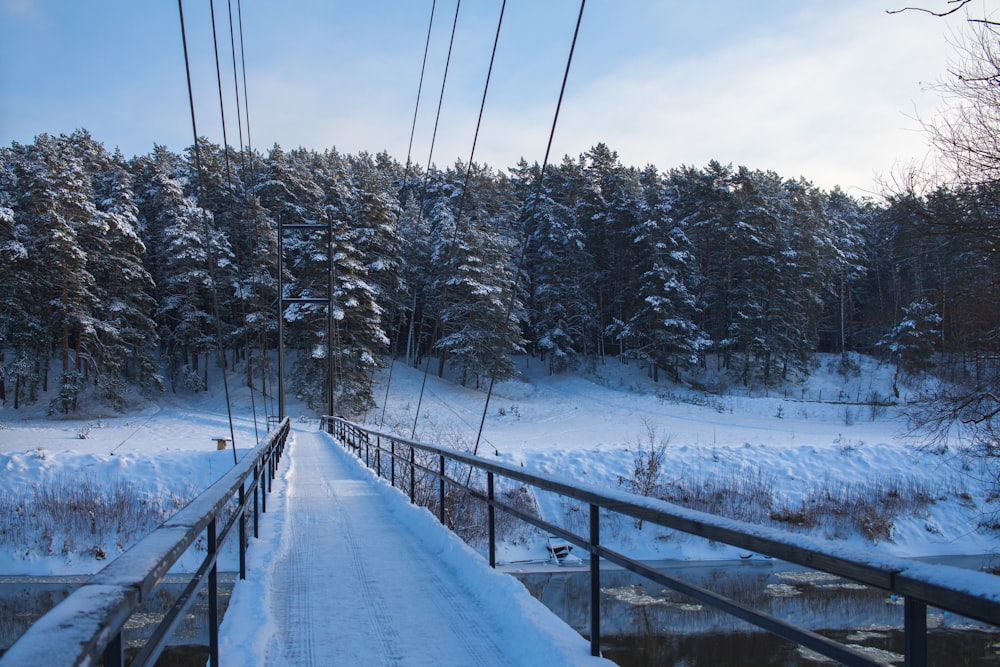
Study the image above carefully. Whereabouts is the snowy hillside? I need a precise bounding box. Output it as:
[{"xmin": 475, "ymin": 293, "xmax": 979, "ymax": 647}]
[
  {"xmin": 0, "ymin": 352, "xmax": 997, "ymax": 576},
  {"xmin": 372, "ymin": 352, "xmax": 999, "ymax": 563}
]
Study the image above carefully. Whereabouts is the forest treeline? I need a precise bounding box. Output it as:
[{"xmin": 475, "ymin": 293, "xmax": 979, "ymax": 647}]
[{"xmin": 0, "ymin": 130, "xmax": 996, "ymax": 415}]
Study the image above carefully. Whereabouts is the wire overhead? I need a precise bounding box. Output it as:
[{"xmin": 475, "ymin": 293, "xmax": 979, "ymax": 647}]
[
  {"xmin": 472, "ymin": 0, "xmax": 587, "ymax": 457},
  {"xmin": 407, "ymin": 0, "xmax": 509, "ymax": 441},
  {"xmin": 406, "ymin": 0, "xmax": 438, "ymax": 175},
  {"xmin": 425, "ymin": 0, "xmax": 462, "ymax": 172},
  {"xmin": 226, "ymin": 0, "xmax": 247, "ymax": 171},
  {"xmin": 177, "ymin": 0, "xmax": 239, "ymax": 463},
  {"xmin": 209, "ymin": 0, "xmax": 264, "ymax": 442},
  {"xmin": 378, "ymin": 0, "xmax": 440, "ymax": 429}
]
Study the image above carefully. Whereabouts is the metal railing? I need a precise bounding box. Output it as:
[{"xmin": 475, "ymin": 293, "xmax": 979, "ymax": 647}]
[
  {"xmin": 0, "ymin": 417, "xmax": 291, "ymax": 667},
  {"xmin": 324, "ymin": 415, "xmax": 1000, "ymax": 667}
]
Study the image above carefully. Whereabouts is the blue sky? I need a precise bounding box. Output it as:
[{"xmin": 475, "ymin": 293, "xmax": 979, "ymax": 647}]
[{"xmin": 0, "ymin": 1, "xmax": 969, "ymax": 195}]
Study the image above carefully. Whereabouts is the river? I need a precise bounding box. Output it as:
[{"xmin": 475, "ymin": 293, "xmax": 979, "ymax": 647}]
[
  {"xmin": 506, "ymin": 555, "xmax": 1000, "ymax": 665},
  {"xmin": 3, "ymin": 557, "xmax": 997, "ymax": 665}
]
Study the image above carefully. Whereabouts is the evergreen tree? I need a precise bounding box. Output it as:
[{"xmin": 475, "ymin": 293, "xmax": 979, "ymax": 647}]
[
  {"xmin": 430, "ymin": 202, "xmax": 523, "ymax": 386},
  {"xmin": 144, "ymin": 146, "xmax": 218, "ymax": 392},
  {"xmin": 623, "ymin": 168, "xmax": 707, "ymax": 381},
  {"xmin": 397, "ymin": 192, "xmax": 432, "ymax": 366},
  {"xmin": 13, "ymin": 134, "xmax": 100, "ymax": 412},
  {"xmin": 0, "ymin": 144, "xmax": 28, "ymax": 406},
  {"xmin": 821, "ymin": 187, "xmax": 872, "ymax": 356},
  {"xmin": 520, "ymin": 180, "xmax": 593, "ymax": 372},
  {"xmin": 348, "ymin": 151, "xmax": 404, "ymax": 345},
  {"xmin": 83, "ymin": 143, "xmax": 161, "ymax": 406}
]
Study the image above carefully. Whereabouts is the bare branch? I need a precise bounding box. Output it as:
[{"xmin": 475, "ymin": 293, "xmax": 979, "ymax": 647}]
[{"xmin": 887, "ymin": 0, "xmax": 974, "ymax": 18}]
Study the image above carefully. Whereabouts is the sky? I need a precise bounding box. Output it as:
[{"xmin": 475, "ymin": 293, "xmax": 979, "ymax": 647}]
[{"xmin": 0, "ymin": 0, "xmax": 974, "ymax": 196}]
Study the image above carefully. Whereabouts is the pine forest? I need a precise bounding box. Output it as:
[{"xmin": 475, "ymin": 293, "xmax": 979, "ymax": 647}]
[{"xmin": 1, "ymin": 131, "xmax": 997, "ymax": 418}]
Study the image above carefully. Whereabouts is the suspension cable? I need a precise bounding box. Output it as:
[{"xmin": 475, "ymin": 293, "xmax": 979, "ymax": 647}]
[
  {"xmin": 377, "ymin": 0, "xmax": 439, "ymax": 430},
  {"xmin": 210, "ymin": 0, "xmax": 262, "ymax": 443},
  {"xmin": 177, "ymin": 0, "xmax": 239, "ymax": 464},
  {"xmin": 226, "ymin": 0, "xmax": 247, "ymax": 173},
  {"xmin": 426, "ymin": 0, "xmax": 462, "ymax": 171},
  {"xmin": 406, "ymin": 0, "xmax": 437, "ymax": 176},
  {"xmin": 472, "ymin": 0, "xmax": 587, "ymax": 457},
  {"xmin": 226, "ymin": 0, "xmax": 268, "ymax": 425},
  {"xmin": 236, "ymin": 0, "xmax": 254, "ymax": 172},
  {"xmin": 409, "ymin": 0, "xmax": 511, "ymax": 441},
  {"xmin": 233, "ymin": 0, "xmax": 275, "ymax": 422},
  {"xmin": 407, "ymin": 0, "xmax": 466, "ymax": 439}
]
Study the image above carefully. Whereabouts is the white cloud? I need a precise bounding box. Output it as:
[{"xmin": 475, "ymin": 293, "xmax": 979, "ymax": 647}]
[{"xmin": 536, "ymin": 3, "xmax": 957, "ymax": 193}]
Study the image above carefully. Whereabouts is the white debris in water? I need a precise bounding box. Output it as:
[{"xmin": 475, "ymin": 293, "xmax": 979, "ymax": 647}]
[
  {"xmin": 600, "ymin": 584, "xmax": 702, "ymax": 610},
  {"xmin": 765, "ymin": 583, "xmax": 802, "ymax": 597}
]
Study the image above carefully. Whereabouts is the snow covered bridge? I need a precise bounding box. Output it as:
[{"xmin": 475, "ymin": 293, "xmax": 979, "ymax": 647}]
[{"xmin": 215, "ymin": 428, "xmax": 606, "ymax": 665}]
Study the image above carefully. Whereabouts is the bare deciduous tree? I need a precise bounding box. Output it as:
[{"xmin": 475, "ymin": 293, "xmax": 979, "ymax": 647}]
[{"xmin": 887, "ymin": 4, "xmax": 1000, "ymax": 473}]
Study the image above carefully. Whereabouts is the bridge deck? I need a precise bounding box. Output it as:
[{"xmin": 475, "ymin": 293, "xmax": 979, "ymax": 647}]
[{"xmin": 217, "ymin": 428, "xmax": 607, "ymax": 666}]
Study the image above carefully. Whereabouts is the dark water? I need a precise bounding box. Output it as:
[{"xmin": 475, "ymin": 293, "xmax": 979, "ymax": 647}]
[
  {"xmin": 507, "ymin": 556, "xmax": 1000, "ymax": 666},
  {"xmin": 4, "ymin": 560, "xmax": 998, "ymax": 666},
  {"xmin": 0, "ymin": 573, "xmax": 236, "ymax": 666}
]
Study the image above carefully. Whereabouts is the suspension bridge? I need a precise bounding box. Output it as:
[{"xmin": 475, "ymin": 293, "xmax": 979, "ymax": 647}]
[{"xmin": 4, "ymin": 2, "xmax": 1000, "ymax": 664}]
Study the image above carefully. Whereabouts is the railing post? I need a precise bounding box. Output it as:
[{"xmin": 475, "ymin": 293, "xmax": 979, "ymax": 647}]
[
  {"xmin": 239, "ymin": 484, "xmax": 247, "ymax": 580},
  {"xmin": 365, "ymin": 437, "xmax": 370, "ymax": 468},
  {"xmin": 376, "ymin": 435, "xmax": 382, "ymax": 477},
  {"xmin": 260, "ymin": 459, "xmax": 267, "ymax": 514},
  {"xmin": 590, "ymin": 503, "xmax": 601, "ymax": 657},
  {"xmin": 267, "ymin": 449, "xmax": 274, "ymax": 493},
  {"xmin": 208, "ymin": 517, "xmax": 219, "ymax": 667},
  {"xmin": 409, "ymin": 446, "xmax": 416, "ymax": 503},
  {"xmin": 488, "ymin": 471, "xmax": 496, "ymax": 568},
  {"xmin": 904, "ymin": 597, "xmax": 927, "ymax": 667},
  {"xmin": 253, "ymin": 461, "xmax": 260, "ymax": 536},
  {"xmin": 391, "ymin": 441, "xmax": 396, "ymax": 487},
  {"xmin": 102, "ymin": 631, "xmax": 123, "ymax": 667},
  {"xmin": 439, "ymin": 455, "xmax": 446, "ymax": 525}
]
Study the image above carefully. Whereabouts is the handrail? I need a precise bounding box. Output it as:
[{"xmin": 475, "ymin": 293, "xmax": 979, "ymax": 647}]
[
  {"xmin": 324, "ymin": 415, "xmax": 1000, "ymax": 667},
  {"xmin": 0, "ymin": 417, "xmax": 291, "ymax": 667}
]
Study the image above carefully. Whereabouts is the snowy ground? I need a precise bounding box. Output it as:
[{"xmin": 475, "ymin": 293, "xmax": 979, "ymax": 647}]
[
  {"xmin": 0, "ymin": 352, "xmax": 997, "ymax": 577},
  {"xmin": 372, "ymin": 353, "xmax": 1000, "ymax": 564}
]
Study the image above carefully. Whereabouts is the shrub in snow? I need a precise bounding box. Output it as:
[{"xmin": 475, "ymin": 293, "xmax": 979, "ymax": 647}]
[{"xmin": 0, "ymin": 478, "xmax": 194, "ymax": 563}]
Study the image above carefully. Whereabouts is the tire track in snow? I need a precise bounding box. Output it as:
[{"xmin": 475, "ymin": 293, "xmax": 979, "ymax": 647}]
[{"xmin": 330, "ymin": 474, "xmax": 403, "ymax": 663}]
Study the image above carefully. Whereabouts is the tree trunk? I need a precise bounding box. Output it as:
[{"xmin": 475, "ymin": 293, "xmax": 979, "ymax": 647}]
[
  {"xmin": 62, "ymin": 280, "xmax": 70, "ymax": 373},
  {"xmin": 406, "ymin": 290, "xmax": 418, "ymax": 366},
  {"xmin": 75, "ymin": 326, "xmax": 83, "ymax": 373}
]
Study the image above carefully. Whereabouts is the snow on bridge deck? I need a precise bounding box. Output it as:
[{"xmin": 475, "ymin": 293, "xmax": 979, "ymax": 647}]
[{"xmin": 217, "ymin": 428, "xmax": 610, "ymax": 666}]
